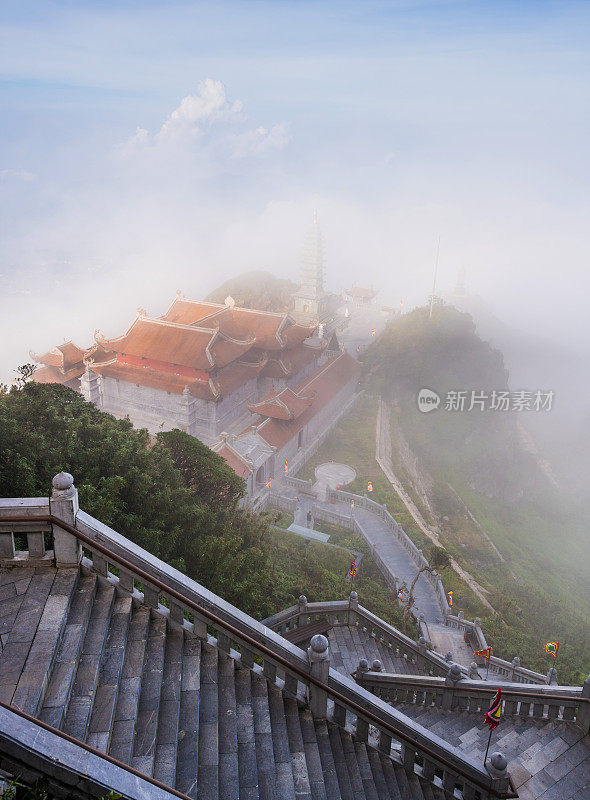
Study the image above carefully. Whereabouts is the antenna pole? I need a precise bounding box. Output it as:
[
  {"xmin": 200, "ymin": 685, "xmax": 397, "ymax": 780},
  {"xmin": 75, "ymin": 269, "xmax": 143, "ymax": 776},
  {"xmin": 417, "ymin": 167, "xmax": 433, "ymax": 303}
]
[{"xmin": 429, "ymin": 235, "xmax": 441, "ymax": 319}]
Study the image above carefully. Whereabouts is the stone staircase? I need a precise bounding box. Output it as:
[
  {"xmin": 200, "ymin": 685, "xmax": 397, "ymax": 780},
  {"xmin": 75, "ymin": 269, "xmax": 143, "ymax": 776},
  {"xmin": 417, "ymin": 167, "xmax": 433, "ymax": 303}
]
[
  {"xmin": 0, "ymin": 565, "xmax": 450, "ymax": 800},
  {"xmin": 393, "ymin": 704, "xmax": 589, "ymax": 800},
  {"xmin": 326, "ymin": 622, "xmax": 590, "ymax": 800},
  {"xmin": 329, "ymin": 625, "xmax": 422, "ymax": 678}
]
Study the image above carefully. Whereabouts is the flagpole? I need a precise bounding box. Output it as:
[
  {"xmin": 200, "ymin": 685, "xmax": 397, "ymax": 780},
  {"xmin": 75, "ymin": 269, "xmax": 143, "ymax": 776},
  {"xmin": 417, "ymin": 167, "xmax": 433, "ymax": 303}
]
[
  {"xmin": 486, "ymin": 649, "xmax": 491, "ymax": 681},
  {"xmin": 484, "ymin": 727, "xmax": 493, "ymax": 765}
]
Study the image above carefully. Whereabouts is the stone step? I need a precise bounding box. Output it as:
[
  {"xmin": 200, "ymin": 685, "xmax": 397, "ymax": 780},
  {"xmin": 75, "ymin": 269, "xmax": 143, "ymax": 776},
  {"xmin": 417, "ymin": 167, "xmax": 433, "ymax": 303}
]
[
  {"xmin": 131, "ymin": 612, "xmax": 167, "ymax": 775},
  {"xmin": 235, "ymin": 665, "xmax": 259, "ymax": 800},
  {"xmin": 197, "ymin": 642, "xmax": 219, "ymax": 800},
  {"xmin": 267, "ymin": 683, "xmax": 297, "ymax": 800},
  {"xmin": 314, "ymin": 718, "xmax": 342, "ymax": 800},
  {"xmin": 175, "ymin": 634, "xmax": 201, "ymax": 797},
  {"xmin": 217, "ymin": 652, "xmax": 238, "ymax": 800},
  {"xmin": 379, "ymin": 755, "xmax": 403, "ymax": 800},
  {"xmin": 0, "ymin": 569, "xmax": 65, "ymax": 707},
  {"xmin": 299, "ymin": 706, "xmax": 329, "ymax": 800},
  {"xmin": 153, "ymin": 625, "xmax": 184, "ymax": 786},
  {"xmin": 61, "ymin": 582, "xmax": 116, "ymax": 740},
  {"xmin": 252, "ymin": 672, "xmax": 278, "ymax": 800},
  {"xmin": 366, "ymin": 748, "xmax": 391, "ymax": 800},
  {"xmin": 284, "ymin": 696, "xmax": 313, "ymax": 800},
  {"xmin": 39, "ymin": 573, "xmax": 97, "ymax": 729},
  {"xmin": 109, "ymin": 603, "xmax": 151, "ymax": 763},
  {"xmin": 354, "ymin": 741, "xmax": 380, "ymax": 800},
  {"xmin": 87, "ymin": 594, "xmax": 133, "ymax": 752},
  {"xmin": 326, "ymin": 724, "xmax": 355, "ymax": 800},
  {"xmin": 338, "ymin": 728, "xmax": 368, "ymax": 800}
]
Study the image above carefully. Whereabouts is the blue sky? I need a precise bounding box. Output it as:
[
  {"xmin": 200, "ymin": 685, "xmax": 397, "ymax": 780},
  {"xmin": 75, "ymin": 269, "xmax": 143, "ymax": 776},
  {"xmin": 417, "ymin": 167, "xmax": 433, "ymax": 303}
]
[{"xmin": 1, "ymin": 1, "xmax": 590, "ymax": 377}]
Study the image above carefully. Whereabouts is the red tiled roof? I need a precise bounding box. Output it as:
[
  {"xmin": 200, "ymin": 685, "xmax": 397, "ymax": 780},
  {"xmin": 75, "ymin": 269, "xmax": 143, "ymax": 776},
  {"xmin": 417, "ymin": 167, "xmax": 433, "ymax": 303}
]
[
  {"xmin": 88, "ymin": 360, "xmax": 218, "ymax": 400},
  {"xmin": 33, "ymin": 341, "xmax": 87, "ymax": 372},
  {"xmin": 253, "ymin": 353, "xmax": 361, "ymax": 449},
  {"xmin": 97, "ymin": 316, "xmax": 253, "ymax": 371},
  {"xmin": 261, "ymin": 342, "xmax": 324, "ymax": 378},
  {"xmin": 88, "ymin": 352, "xmax": 264, "ymax": 400},
  {"xmin": 32, "ymin": 364, "xmax": 85, "ymax": 385},
  {"xmin": 164, "ymin": 298, "xmax": 315, "ymax": 351},
  {"xmin": 247, "ymin": 387, "xmax": 315, "ymax": 421},
  {"xmin": 215, "ymin": 446, "xmax": 252, "ymax": 478},
  {"xmin": 345, "ymin": 286, "xmax": 378, "ymax": 300},
  {"xmin": 161, "ymin": 298, "xmax": 225, "ymax": 325}
]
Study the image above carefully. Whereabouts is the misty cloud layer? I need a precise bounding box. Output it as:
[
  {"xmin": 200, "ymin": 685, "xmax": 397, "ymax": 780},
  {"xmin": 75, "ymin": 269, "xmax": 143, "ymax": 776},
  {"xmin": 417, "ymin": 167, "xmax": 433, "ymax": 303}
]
[{"xmin": 1, "ymin": 1, "xmax": 590, "ymax": 385}]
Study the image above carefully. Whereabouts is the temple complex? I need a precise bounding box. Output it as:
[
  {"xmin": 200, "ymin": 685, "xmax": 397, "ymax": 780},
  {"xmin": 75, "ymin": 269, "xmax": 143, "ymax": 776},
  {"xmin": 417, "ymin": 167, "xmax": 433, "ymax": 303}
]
[{"xmin": 32, "ymin": 218, "xmax": 363, "ymax": 495}]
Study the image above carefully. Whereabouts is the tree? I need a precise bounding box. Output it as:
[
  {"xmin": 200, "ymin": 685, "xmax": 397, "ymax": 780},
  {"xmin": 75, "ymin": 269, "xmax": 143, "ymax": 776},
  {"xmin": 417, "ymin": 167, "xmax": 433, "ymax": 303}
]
[
  {"xmin": 14, "ymin": 363, "xmax": 37, "ymax": 388},
  {"xmin": 401, "ymin": 546, "xmax": 451, "ymax": 623}
]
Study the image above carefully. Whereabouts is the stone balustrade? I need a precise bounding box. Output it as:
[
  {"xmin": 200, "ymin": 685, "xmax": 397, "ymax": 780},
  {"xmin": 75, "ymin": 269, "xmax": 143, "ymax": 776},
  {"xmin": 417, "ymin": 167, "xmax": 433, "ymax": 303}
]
[
  {"xmin": 355, "ymin": 670, "xmax": 590, "ymax": 733},
  {"xmin": 263, "ymin": 594, "xmax": 458, "ymax": 679},
  {"xmin": 0, "ymin": 475, "xmax": 512, "ymax": 799},
  {"xmin": 444, "ymin": 613, "xmax": 549, "ymax": 686}
]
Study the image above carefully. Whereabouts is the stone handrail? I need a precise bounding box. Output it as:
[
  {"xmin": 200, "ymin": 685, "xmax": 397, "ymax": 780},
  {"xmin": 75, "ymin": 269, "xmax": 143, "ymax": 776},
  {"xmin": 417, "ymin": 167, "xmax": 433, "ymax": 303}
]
[
  {"xmin": 0, "ymin": 700, "xmax": 183, "ymax": 800},
  {"xmin": 355, "ymin": 671, "xmax": 590, "ymax": 733},
  {"xmin": 262, "ymin": 595, "xmax": 462, "ymax": 679},
  {"xmin": 324, "ymin": 487, "xmax": 450, "ymax": 614},
  {"xmin": 444, "ymin": 614, "xmax": 549, "ymax": 686},
  {"xmin": 0, "ymin": 482, "xmax": 511, "ymax": 799}
]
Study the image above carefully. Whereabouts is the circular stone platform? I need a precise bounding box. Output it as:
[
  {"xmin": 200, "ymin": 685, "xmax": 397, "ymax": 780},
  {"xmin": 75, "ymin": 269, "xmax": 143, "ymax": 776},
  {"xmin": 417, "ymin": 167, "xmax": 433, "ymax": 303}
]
[{"xmin": 314, "ymin": 462, "xmax": 356, "ymax": 489}]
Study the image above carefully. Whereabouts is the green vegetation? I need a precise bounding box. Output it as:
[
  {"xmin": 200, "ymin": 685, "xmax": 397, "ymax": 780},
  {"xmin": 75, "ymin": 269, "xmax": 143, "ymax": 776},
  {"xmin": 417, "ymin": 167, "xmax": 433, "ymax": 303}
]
[
  {"xmin": 205, "ymin": 270, "xmax": 297, "ymax": 312},
  {"xmin": 362, "ymin": 305, "xmax": 590, "ymax": 683},
  {"xmin": 269, "ymin": 523, "xmax": 412, "ymax": 635},
  {"xmin": 0, "ymin": 382, "xmax": 405, "ymax": 633}
]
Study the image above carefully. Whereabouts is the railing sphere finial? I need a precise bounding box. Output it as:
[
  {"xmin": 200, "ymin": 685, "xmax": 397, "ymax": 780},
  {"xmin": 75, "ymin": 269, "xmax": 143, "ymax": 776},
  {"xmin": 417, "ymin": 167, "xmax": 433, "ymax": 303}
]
[
  {"xmin": 310, "ymin": 634, "xmax": 328, "ymax": 654},
  {"xmin": 52, "ymin": 472, "xmax": 74, "ymax": 491}
]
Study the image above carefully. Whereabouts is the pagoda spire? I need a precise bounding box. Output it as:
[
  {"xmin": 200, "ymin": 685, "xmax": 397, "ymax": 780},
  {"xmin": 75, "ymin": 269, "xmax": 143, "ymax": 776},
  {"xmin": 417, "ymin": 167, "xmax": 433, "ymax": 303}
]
[{"xmin": 300, "ymin": 211, "xmax": 324, "ymax": 296}]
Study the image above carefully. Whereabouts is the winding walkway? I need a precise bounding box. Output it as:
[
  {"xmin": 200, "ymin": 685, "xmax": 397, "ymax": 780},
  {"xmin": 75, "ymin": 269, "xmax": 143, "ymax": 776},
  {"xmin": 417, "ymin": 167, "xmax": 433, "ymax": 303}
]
[{"xmin": 282, "ymin": 482, "xmax": 475, "ymax": 667}]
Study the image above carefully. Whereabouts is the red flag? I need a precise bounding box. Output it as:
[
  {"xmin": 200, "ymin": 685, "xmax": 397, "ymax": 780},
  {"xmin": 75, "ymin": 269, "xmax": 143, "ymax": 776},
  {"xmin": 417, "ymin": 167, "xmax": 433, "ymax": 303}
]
[
  {"xmin": 484, "ymin": 688, "xmax": 502, "ymax": 730},
  {"xmin": 348, "ymin": 559, "xmax": 358, "ymax": 578}
]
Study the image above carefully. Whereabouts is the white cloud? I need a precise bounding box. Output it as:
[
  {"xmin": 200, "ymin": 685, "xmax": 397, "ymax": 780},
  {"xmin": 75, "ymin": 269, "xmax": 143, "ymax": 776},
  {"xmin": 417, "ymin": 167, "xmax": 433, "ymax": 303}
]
[
  {"xmin": 158, "ymin": 78, "xmax": 242, "ymax": 140},
  {"xmin": 121, "ymin": 78, "xmax": 287, "ymax": 161}
]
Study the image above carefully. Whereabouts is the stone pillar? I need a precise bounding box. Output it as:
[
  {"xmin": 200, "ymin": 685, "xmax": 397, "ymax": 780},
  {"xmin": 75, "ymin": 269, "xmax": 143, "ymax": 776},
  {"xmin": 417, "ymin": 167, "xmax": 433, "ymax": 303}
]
[
  {"xmin": 348, "ymin": 590, "xmax": 358, "ymax": 625},
  {"xmin": 547, "ymin": 667, "xmax": 558, "ymax": 686},
  {"xmin": 355, "ymin": 658, "xmax": 369, "ymax": 684},
  {"xmin": 80, "ymin": 365, "xmax": 101, "ymax": 406},
  {"xmin": 511, "ymin": 657, "xmax": 520, "ymax": 681},
  {"xmin": 486, "ymin": 753, "xmax": 510, "ymax": 795},
  {"xmin": 307, "ymin": 634, "xmax": 330, "ymax": 719},
  {"xmin": 469, "ymin": 662, "xmax": 482, "ymax": 680},
  {"xmin": 443, "ymin": 664, "xmax": 463, "ymax": 710},
  {"xmin": 578, "ymin": 675, "xmax": 590, "ymax": 734},
  {"xmin": 298, "ymin": 595, "xmax": 307, "ymax": 627},
  {"xmin": 50, "ymin": 472, "xmax": 81, "ymax": 567}
]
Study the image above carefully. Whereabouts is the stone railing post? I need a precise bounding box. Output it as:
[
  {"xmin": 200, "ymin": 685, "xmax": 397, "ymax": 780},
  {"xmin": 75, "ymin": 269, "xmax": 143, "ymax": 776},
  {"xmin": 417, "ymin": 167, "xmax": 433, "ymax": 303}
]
[
  {"xmin": 443, "ymin": 664, "xmax": 463, "ymax": 710},
  {"xmin": 50, "ymin": 472, "xmax": 82, "ymax": 567},
  {"xmin": 348, "ymin": 590, "xmax": 358, "ymax": 625},
  {"xmin": 486, "ymin": 753, "xmax": 510, "ymax": 795},
  {"xmin": 578, "ymin": 675, "xmax": 590, "ymax": 734},
  {"xmin": 298, "ymin": 595, "xmax": 307, "ymax": 627},
  {"xmin": 547, "ymin": 667, "xmax": 558, "ymax": 686},
  {"xmin": 469, "ymin": 662, "xmax": 482, "ymax": 680},
  {"xmin": 307, "ymin": 634, "xmax": 329, "ymax": 719},
  {"xmin": 511, "ymin": 656, "xmax": 520, "ymax": 681}
]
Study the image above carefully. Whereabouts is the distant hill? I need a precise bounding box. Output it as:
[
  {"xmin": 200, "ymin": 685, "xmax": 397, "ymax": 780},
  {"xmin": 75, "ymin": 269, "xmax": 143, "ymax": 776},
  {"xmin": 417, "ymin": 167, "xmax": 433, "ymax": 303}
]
[
  {"xmin": 206, "ymin": 270, "xmax": 298, "ymax": 313},
  {"xmin": 363, "ymin": 305, "xmax": 590, "ymax": 683}
]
